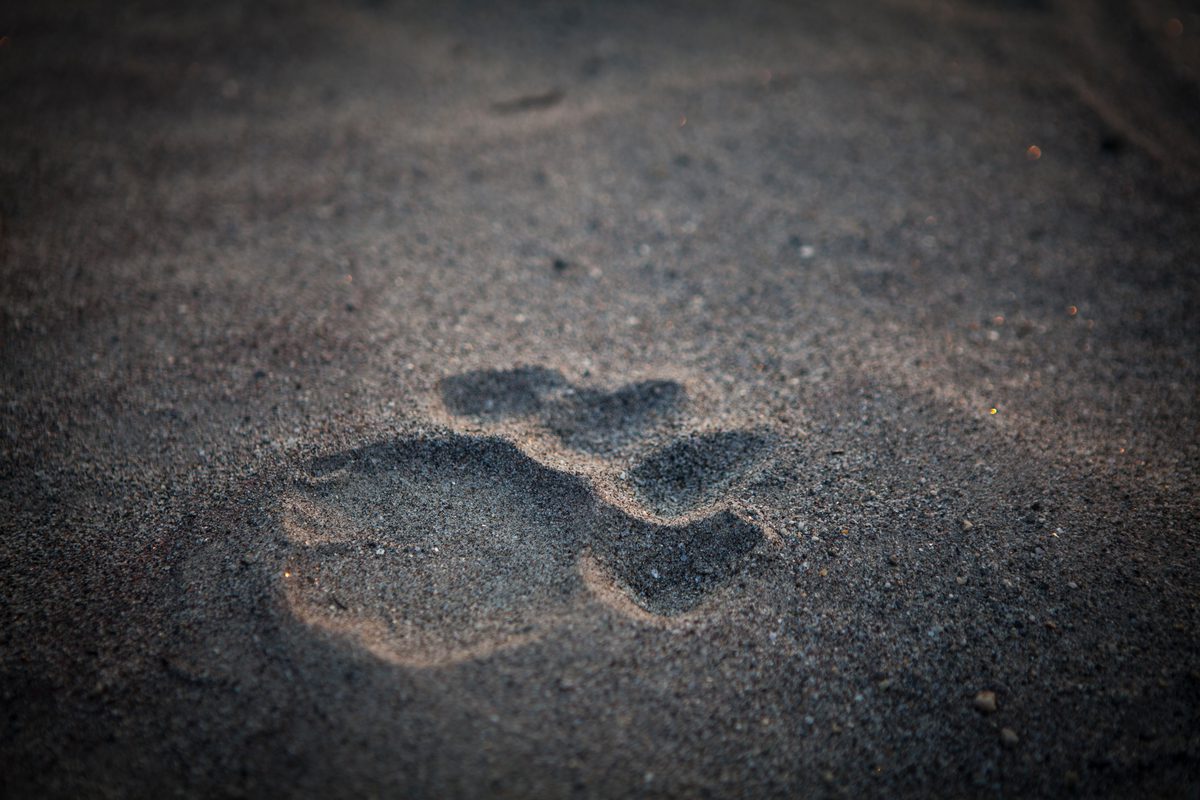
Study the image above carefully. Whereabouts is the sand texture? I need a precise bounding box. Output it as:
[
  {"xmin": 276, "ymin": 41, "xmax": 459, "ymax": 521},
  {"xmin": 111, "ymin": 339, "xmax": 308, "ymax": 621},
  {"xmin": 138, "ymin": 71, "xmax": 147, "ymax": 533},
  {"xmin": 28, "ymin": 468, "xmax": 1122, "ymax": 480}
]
[{"xmin": 2, "ymin": 1, "xmax": 1199, "ymax": 797}]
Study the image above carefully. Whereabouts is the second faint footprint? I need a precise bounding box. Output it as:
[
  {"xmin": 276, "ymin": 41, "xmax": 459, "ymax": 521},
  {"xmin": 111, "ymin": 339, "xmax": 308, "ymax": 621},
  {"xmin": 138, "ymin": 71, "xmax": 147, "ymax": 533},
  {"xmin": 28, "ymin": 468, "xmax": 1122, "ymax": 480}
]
[{"xmin": 439, "ymin": 367, "xmax": 685, "ymax": 455}]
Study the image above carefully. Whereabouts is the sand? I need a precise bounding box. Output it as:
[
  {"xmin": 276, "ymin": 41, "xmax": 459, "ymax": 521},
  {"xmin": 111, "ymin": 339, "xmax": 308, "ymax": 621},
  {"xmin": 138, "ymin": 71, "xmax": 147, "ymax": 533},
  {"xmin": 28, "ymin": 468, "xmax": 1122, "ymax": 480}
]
[{"xmin": 2, "ymin": 0, "xmax": 1199, "ymax": 796}]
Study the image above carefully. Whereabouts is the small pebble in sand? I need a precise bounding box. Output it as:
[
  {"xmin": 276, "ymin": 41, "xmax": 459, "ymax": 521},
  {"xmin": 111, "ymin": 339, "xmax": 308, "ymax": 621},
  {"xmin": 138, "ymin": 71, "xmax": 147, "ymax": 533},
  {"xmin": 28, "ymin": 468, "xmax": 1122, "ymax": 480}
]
[
  {"xmin": 961, "ymin": 519, "xmax": 974, "ymax": 531},
  {"xmin": 974, "ymin": 690, "xmax": 998, "ymax": 713},
  {"xmin": 1000, "ymin": 728, "xmax": 1019, "ymax": 747}
]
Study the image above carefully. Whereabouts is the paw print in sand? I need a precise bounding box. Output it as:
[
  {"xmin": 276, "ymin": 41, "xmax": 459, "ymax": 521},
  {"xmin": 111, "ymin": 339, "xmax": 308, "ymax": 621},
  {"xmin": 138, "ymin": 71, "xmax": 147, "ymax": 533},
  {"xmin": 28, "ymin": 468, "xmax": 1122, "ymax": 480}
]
[{"xmin": 279, "ymin": 368, "xmax": 777, "ymax": 667}]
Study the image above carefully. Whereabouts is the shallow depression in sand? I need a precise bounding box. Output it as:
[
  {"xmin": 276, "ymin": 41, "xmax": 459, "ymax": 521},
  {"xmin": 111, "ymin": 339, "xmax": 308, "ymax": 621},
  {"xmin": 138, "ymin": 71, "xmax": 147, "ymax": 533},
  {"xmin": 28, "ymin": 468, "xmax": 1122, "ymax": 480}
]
[
  {"xmin": 278, "ymin": 434, "xmax": 766, "ymax": 667},
  {"xmin": 438, "ymin": 367, "xmax": 686, "ymax": 454}
]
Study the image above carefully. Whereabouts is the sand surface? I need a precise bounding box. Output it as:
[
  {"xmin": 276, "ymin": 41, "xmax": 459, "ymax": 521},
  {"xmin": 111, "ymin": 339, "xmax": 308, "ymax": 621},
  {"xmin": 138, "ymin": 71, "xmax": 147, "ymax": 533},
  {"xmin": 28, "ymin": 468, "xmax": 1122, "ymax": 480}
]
[{"xmin": 2, "ymin": 1, "xmax": 1199, "ymax": 796}]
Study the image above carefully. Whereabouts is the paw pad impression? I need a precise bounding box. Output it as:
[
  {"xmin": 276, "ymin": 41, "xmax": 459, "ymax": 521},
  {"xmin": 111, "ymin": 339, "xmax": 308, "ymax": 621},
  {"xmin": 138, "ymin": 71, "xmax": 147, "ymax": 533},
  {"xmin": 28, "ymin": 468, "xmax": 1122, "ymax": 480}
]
[{"xmin": 279, "ymin": 368, "xmax": 775, "ymax": 667}]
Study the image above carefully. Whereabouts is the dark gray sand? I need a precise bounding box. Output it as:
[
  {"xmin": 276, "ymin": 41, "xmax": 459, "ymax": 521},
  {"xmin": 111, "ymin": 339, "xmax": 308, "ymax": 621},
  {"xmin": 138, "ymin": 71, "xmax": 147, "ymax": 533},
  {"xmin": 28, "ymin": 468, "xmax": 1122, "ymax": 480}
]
[{"xmin": 3, "ymin": 1, "xmax": 1200, "ymax": 797}]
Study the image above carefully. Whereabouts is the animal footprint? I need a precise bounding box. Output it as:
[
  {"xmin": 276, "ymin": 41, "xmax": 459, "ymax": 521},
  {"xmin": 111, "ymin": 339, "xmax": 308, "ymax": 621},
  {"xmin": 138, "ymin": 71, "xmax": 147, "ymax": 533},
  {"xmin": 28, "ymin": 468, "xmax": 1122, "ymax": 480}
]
[{"xmin": 279, "ymin": 369, "xmax": 775, "ymax": 668}]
